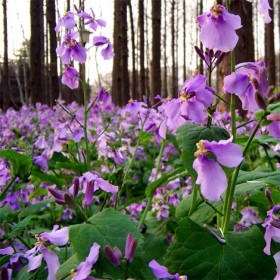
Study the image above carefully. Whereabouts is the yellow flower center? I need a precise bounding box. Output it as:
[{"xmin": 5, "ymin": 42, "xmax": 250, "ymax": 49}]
[
  {"xmin": 180, "ymin": 92, "xmax": 188, "ymax": 102},
  {"xmin": 194, "ymin": 140, "xmax": 208, "ymax": 157},
  {"xmin": 128, "ymin": 98, "xmax": 134, "ymax": 103},
  {"xmin": 70, "ymin": 269, "xmax": 77, "ymax": 277},
  {"xmin": 211, "ymin": 4, "xmax": 223, "ymax": 18}
]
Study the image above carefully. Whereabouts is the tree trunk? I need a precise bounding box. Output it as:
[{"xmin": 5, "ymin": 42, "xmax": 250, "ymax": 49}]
[
  {"xmin": 30, "ymin": 0, "xmax": 44, "ymax": 104},
  {"xmin": 183, "ymin": 0, "xmax": 186, "ymax": 81},
  {"xmin": 112, "ymin": 0, "xmax": 129, "ymax": 107},
  {"xmin": 128, "ymin": 0, "xmax": 137, "ymax": 99},
  {"xmin": 151, "ymin": 0, "xmax": 161, "ymax": 102},
  {"xmin": 265, "ymin": 0, "xmax": 276, "ymax": 86},
  {"xmin": 163, "ymin": 0, "xmax": 168, "ymax": 97},
  {"xmin": 138, "ymin": 0, "xmax": 145, "ymax": 101},
  {"xmin": 171, "ymin": 0, "xmax": 177, "ymax": 98},
  {"xmin": 47, "ymin": 0, "xmax": 59, "ymax": 107},
  {"xmin": 2, "ymin": 0, "xmax": 10, "ymax": 110},
  {"xmin": 217, "ymin": 0, "xmax": 254, "ymax": 114}
]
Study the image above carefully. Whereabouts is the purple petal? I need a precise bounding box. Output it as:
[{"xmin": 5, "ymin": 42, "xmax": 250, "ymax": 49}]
[
  {"xmin": 0, "ymin": 246, "xmax": 14, "ymax": 255},
  {"xmin": 61, "ymin": 66, "xmax": 79, "ymax": 90},
  {"xmin": 28, "ymin": 254, "xmax": 43, "ymax": 271},
  {"xmin": 101, "ymin": 43, "xmax": 114, "ymax": 60},
  {"xmin": 186, "ymin": 100, "xmax": 206, "ymax": 124},
  {"xmin": 104, "ymin": 245, "xmax": 122, "ymax": 266},
  {"xmin": 125, "ymin": 233, "xmax": 137, "ymax": 262},
  {"xmin": 267, "ymin": 121, "xmax": 280, "ymax": 140},
  {"xmin": 74, "ymin": 243, "xmax": 100, "ymax": 280},
  {"xmin": 96, "ymin": 19, "xmax": 106, "ymax": 27},
  {"xmin": 95, "ymin": 178, "xmax": 118, "ymax": 194},
  {"xmin": 204, "ymin": 138, "xmax": 243, "ymax": 167},
  {"xmin": 259, "ymin": 0, "xmax": 272, "ymax": 23},
  {"xmin": 83, "ymin": 181, "xmax": 94, "ymax": 207},
  {"xmin": 39, "ymin": 226, "xmax": 69, "ymax": 246},
  {"xmin": 93, "ymin": 36, "xmax": 108, "ymax": 46},
  {"xmin": 193, "ymin": 156, "xmax": 227, "ymax": 201},
  {"xmin": 72, "ymin": 45, "xmax": 87, "ymax": 63},
  {"xmin": 149, "ymin": 260, "xmax": 175, "ymax": 279},
  {"xmin": 41, "ymin": 247, "xmax": 60, "ymax": 280}
]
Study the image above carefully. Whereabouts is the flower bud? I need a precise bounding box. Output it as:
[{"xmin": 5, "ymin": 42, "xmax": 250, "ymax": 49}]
[
  {"xmin": 194, "ymin": 46, "xmax": 206, "ymax": 62},
  {"xmin": 267, "ymin": 85, "xmax": 275, "ymax": 98},
  {"xmin": 64, "ymin": 193, "xmax": 76, "ymax": 209},
  {"xmin": 48, "ymin": 187, "xmax": 64, "ymax": 200},
  {"xmin": 104, "ymin": 245, "xmax": 122, "ymax": 266},
  {"xmin": 267, "ymin": 114, "xmax": 280, "ymax": 121},
  {"xmin": 125, "ymin": 233, "xmax": 138, "ymax": 262},
  {"xmin": 255, "ymin": 91, "xmax": 266, "ymax": 110},
  {"xmin": 268, "ymin": 91, "xmax": 280, "ymax": 104},
  {"xmin": 72, "ymin": 177, "xmax": 80, "ymax": 198}
]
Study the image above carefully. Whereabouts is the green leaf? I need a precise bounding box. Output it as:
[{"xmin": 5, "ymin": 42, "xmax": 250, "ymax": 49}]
[
  {"xmin": 69, "ymin": 209, "xmax": 145, "ymax": 279},
  {"xmin": 0, "ymin": 149, "xmax": 32, "ymax": 180},
  {"xmin": 176, "ymin": 124, "xmax": 230, "ymax": 177},
  {"xmin": 18, "ymin": 199, "xmax": 52, "ymax": 219},
  {"xmin": 56, "ymin": 254, "xmax": 79, "ymax": 280},
  {"xmin": 9, "ymin": 216, "xmax": 34, "ymax": 238},
  {"xmin": 164, "ymin": 217, "xmax": 275, "ymax": 279},
  {"xmin": 268, "ymin": 102, "xmax": 280, "ymax": 114},
  {"xmin": 69, "ymin": 208, "xmax": 143, "ymax": 261}
]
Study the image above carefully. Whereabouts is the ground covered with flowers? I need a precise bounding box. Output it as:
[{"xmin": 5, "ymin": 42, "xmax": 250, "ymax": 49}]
[{"xmin": 1, "ymin": 0, "xmax": 280, "ymax": 279}]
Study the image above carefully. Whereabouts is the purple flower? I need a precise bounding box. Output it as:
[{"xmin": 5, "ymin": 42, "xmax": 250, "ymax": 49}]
[
  {"xmin": 193, "ymin": 138, "xmax": 243, "ymax": 201},
  {"xmin": 104, "ymin": 245, "xmax": 122, "ymax": 266},
  {"xmin": 267, "ymin": 114, "xmax": 280, "ymax": 140},
  {"xmin": 125, "ymin": 233, "xmax": 137, "ymax": 263},
  {"xmin": 196, "ymin": 4, "xmax": 242, "ymax": 52},
  {"xmin": 39, "ymin": 225, "xmax": 69, "ymax": 246},
  {"xmin": 61, "ymin": 66, "xmax": 79, "ymax": 89},
  {"xmin": 26, "ymin": 245, "xmax": 60, "ymax": 280},
  {"xmin": 79, "ymin": 9, "xmax": 106, "ymax": 30},
  {"xmin": 55, "ymin": 12, "xmax": 77, "ymax": 32},
  {"xmin": 273, "ymin": 251, "xmax": 280, "ymax": 280},
  {"xmin": 223, "ymin": 61, "xmax": 268, "ymax": 112},
  {"xmin": 0, "ymin": 246, "xmax": 14, "ymax": 255},
  {"xmin": 247, "ymin": 0, "xmax": 272, "ymax": 23},
  {"xmin": 263, "ymin": 205, "xmax": 280, "ymax": 255},
  {"xmin": 72, "ymin": 242, "xmax": 100, "ymax": 280},
  {"xmin": 33, "ymin": 154, "xmax": 48, "ymax": 170},
  {"xmin": 93, "ymin": 36, "xmax": 114, "ymax": 60},
  {"xmin": 149, "ymin": 259, "xmax": 187, "ymax": 280},
  {"xmin": 56, "ymin": 32, "xmax": 87, "ymax": 64}
]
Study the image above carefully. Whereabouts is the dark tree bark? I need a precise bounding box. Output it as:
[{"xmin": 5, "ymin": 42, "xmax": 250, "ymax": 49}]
[
  {"xmin": 138, "ymin": 0, "xmax": 145, "ymax": 101},
  {"xmin": 47, "ymin": 0, "xmax": 59, "ymax": 107},
  {"xmin": 265, "ymin": 0, "xmax": 276, "ymax": 86},
  {"xmin": 183, "ymin": 0, "xmax": 186, "ymax": 81},
  {"xmin": 112, "ymin": 0, "xmax": 129, "ymax": 106},
  {"xmin": 128, "ymin": 0, "xmax": 138, "ymax": 99},
  {"xmin": 2, "ymin": 0, "xmax": 10, "ymax": 110},
  {"xmin": 30, "ymin": 0, "xmax": 44, "ymax": 104},
  {"xmin": 171, "ymin": 0, "xmax": 177, "ymax": 98},
  {"xmin": 163, "ymin": 0, "xmax": 168, "ymax": 97},
  {"xmin": 151, "ymin": 0, "xmax": 161, "ymax": 102},
  {"xmin": 217, "ymin": 0, "xmax": 254, "ymax": 113}
]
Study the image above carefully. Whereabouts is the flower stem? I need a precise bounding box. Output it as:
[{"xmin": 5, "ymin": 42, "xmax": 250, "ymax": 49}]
[
  {"xmin": 188, "ymin": 184, "xmax": 198, "ymax": 216},
  {"xmin": 138, "ymin": 140, "xmax": 165, "ymax": 229},
  {"xmin": 0, "ymin": 176, "xmax": 17, "ymax": 202},
  {"xmin": 81, "ymin": 80, "xmax": 90, "ymax": 171},
  {"xmin": 222, "ymin": 116, "xmax": 265, "ymax": 232}
]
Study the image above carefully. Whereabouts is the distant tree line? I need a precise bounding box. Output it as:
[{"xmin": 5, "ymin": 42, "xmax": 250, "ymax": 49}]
[{"xmin": 0, "ymin": 0, "xmax": 279, "ymax": 110}]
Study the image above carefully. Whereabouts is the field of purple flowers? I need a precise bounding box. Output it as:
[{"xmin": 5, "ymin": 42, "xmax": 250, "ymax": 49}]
[{"xmin": 1, "ymin": 0, "xmax": 280, "ymax": 279}]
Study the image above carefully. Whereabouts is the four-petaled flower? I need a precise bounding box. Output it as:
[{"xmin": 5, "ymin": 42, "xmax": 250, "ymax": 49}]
[
  {"xmin": 196, "ymin": 4, "xmax": 242, "ymax": 52},
  {"xmin": 61, "ymin": 66, "xmax": 79, "ymax": 89},
  {"xmin": 79, "ymin": 8, "xmax": 106, "ymax": 30},
  {"xmin": 193, "ymin": 137, "xmax": 243, "ymax": 201},
  {"xmin": 93, "ymin": 36, "xmax": 114, "ymax": 60}
]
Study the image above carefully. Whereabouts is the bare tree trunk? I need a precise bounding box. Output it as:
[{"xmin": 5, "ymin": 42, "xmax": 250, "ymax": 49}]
[
  {"xmin": 163, "ymin": 0, "xmax": 168, "ymax": 97},
  {"xmin": 199, "ymin": 0, "xmax": 204, "ymax": 75},
  {"xmin": 171, "ymin": 0, "xmax": 177, "ymax": 98},
  {"xmin": 218, "ymin": 0, "xmax": 254, "ymax": 114},
  {"xmin": 47, "ymin": 0, "xmax": 59, "ymax": 107},
  {"xmin": 183, "ymin": 0, "xmax": 186, "ymax": 81},
  {"xmin": 151, "ymin": 0, "xmax": 161, "ymax": 102},
  {"xmin": 128, "ymin": 0, "xmax": 137, "ymax": 99},
  {"xmin": 265, "ymin": 0, "xmax": 276, "ymax": 86},
  {"xmin": 112, "ymin": 0, "xmax": 129, "ymax": 106},
  {"xmin": 30, "ymin": 0, "xmax": 44, "ymax": 104},
  {"xmin": 138, "ymin": 0, "xmax": 145, "ymax": 101},
  {"xmin": 145, "ymin": 0, "xmax": 150, "ymax": 104},
  {"xmin": 2, "ymin": 0, "xmax": 10, "ymax": 110}
]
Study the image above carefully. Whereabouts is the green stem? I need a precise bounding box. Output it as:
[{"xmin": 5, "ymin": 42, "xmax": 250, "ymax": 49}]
[
  {"xmin": 230, "ymin": 53, "xmax": 236, "ymax": 141},
  {"xmin": 82, "ymin": 80, "xmax": 90, "ymax": 171},
  {"xmin": 188, "ymin": 184, "xmax": 198, "ymax": 216},
  {"xmin": 222, "ymin": 117, "xmax": 265, "ymax": 232},
  {"xmin": 0, "ymin": 176, "xmax": 17, "ymax": 202},
  {"xmin": 262, "ymin": 145, "xmax": 276, "ymax": 171},
  {"xmin": 137, "ymin": 140, "xmax": 165, "ymax": 229}
]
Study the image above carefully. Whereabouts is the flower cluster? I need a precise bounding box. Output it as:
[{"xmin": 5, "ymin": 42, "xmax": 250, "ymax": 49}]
[{"xmin": 55, "ymin": 6, "xmax": 114, "ymax": 89}]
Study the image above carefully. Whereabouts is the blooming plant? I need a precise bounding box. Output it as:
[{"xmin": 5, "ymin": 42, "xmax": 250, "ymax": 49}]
[{"xmin": 0, "ymin": 1, "xmax": 280, "ymax": 280}]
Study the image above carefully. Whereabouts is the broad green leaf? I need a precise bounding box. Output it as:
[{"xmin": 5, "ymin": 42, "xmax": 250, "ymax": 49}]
[
  {"xmin": 234, "ymin": 181, "xmax": 266, "ymax": 198},
  {"xmin": 69, "ymin": 208, "xmax": 143, "ymax": 260},
  {"xmin": 176, "ymin": 124, "xmax": 230, "ymax": 177},
  {"xmin": 69, "ymin": 209, "xmax": 145, "ymax": 279},
  {"xmin": 9, "ymin": 216, "xmax": 34, "ymax": 238},
  {"xmin": 56, "ymin": 254, "xmax": 79, "ymax": 280},
  {"xmin": 268, "ymin": 102, "xmax": 280, "ymax": 114},
  {"xmin": 164, "ymin": 217, "xmax": 275, "ymax": 279},
  {"xmin": 0, "ymin": 149, "xmax": 32, "ymax": 180}
]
